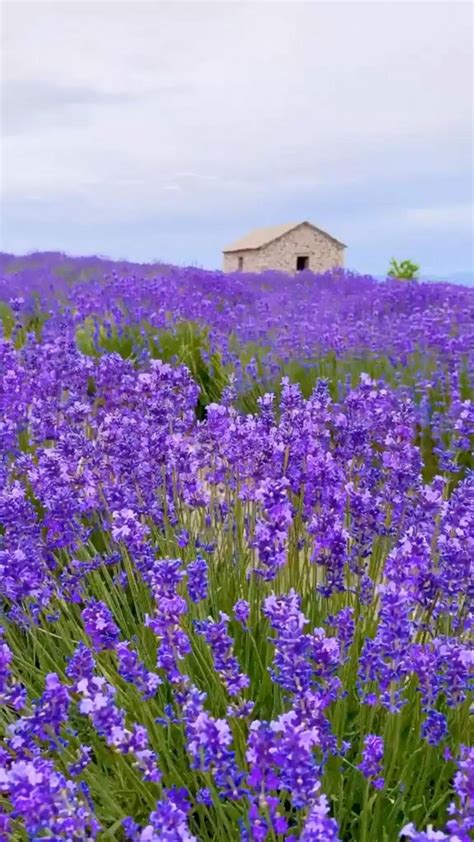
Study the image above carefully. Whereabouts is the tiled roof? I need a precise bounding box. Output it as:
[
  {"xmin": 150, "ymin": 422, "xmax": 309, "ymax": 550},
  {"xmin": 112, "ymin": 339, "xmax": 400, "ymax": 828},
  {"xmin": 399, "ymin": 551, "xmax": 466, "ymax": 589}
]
[{"xmin": 223, "ymin": 221, "xmax": 346, "ymax": 252}]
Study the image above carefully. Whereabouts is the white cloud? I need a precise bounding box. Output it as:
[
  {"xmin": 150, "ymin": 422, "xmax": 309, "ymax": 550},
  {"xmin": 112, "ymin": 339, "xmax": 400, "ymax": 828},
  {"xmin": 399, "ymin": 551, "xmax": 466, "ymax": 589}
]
[
  {"xmin": 1, "ymin": 1, "xmax": 472, "ymax": 272},
  {"xmin": 175, "ymin": 172, "xmax": 219, "ymax": 181},
  {"xmin": 2, "ymin": 3, "xmax": 471, "ymax": 204},
  {"xmin": 404, "ymin": 204, "xmax": 473, "ymax": 229}
]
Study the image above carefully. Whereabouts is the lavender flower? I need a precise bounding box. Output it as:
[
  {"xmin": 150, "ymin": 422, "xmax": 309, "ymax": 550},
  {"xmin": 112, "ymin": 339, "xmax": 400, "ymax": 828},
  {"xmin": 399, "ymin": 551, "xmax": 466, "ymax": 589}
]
[
  {"xmin": 196, "ymin": 787, "xmax": 213, "ymax": 807},
  {"xmin": 421, "ymin": 710, "xmax": 448, "ymax": 746},
  {"xmin": 194, "ymin": 612, "xmax": 250, "ymax": 696},
  {"xmin": 233, "ymin": 599, "xmax": 250, "ymax": 628},
  {"xmin": 0, "ymin": 756, "xmax": 100, "ymax": 838},
  {"xmin": 124, "ymin": 788, "xmax": 196, "ymax": 841},
  {"xmin": 300, "ymin": 790, "xmax": 341, "ymax": 841},
  {"xmin": 116, "ymin": 640, "xmax": 161, "ymax": 699},
  {"xmin": 145, "ymin": 558, "xmax": 190, "ymax": 682},
  {"xmin": 253, "ymin": 477, "xmax": 293, "ymax": 580},
  {"xmin": 68, "ymin": 744, "xmax": 93, "ymax": 777},
  {"xmin": 66, "ymin": 642, "xmax": 96, "ymax": 683},
  {"xmin": 0, "ymin": 630, "xmax": 26, "ymax": 710},
  {"xmin": 187, "ymin": 556, "xmax": 208, "ymax": 603},
  {"xmin": 263, "ymin": 590, "xmax": 312, "ymax": 693},
  {"xmin": 76, "ymin": 676, "xmax": 161, "ymax": 782},
  {"xmin": 446, "ymin": 744, "xmax": 474, "ymax": 839},
  {"xmin": 181, "ymin": 683, "xmax": 246, "ymax": 799},
  {"xmin": 82, "ymin": 600, "xmax": 120, "ymax": 651},
  {"xmin": 326, "ymin": 607, "xmax": 355, "ymax": 659},
  {"xmin": 401, "ymin": 825, "xmax": 450, "ymax": 840},
  {"xmin": 358, "ymin": 734, "xmax": 385, "ymax": 789},
  {"xmin": 241, "ymin": 797, "xmax": 289, "ymax": 841}
]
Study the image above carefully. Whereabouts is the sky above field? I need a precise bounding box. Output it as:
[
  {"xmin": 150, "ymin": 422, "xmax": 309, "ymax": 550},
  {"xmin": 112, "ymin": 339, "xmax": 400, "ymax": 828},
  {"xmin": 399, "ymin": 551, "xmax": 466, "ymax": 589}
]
[{"xmin": 1, "ymin": 0, "xmax": 473, "ymax": 279}]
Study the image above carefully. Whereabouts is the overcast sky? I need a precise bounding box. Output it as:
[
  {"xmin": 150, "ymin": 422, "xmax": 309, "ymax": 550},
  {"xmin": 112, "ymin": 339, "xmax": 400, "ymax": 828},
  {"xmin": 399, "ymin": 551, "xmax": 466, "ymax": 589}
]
[{"xmin": 1, "ymin": 0, "xmax": 473, "ymax": 277}]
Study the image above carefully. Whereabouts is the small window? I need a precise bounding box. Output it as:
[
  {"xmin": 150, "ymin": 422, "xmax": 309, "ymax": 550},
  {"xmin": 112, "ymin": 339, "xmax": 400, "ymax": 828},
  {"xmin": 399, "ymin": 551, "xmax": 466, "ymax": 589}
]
[
  {"xmin": 238, "ymin": 256, "xmax": 244, "ymax": 271},
  {"xmin": 296, "ymin": 256, "xmax": 309, "ymax": 271}
]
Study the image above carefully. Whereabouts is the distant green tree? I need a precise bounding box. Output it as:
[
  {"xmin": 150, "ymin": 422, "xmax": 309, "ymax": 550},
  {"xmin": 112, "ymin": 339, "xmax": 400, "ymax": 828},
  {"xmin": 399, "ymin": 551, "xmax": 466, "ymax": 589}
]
[{"xmin": 387, "ymin": 258, "xmax": 420, "ymax": 280}]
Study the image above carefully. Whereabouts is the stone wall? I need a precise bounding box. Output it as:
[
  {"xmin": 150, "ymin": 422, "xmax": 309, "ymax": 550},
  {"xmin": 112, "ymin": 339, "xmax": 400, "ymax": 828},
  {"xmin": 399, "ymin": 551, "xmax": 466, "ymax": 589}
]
[
  {"xmin": 223, "ymin": 223, "xmax": 345, "ymax": 273},
  {"xmin": 223, "ymin": 252, "xmax": 248, "ymax": 273}
]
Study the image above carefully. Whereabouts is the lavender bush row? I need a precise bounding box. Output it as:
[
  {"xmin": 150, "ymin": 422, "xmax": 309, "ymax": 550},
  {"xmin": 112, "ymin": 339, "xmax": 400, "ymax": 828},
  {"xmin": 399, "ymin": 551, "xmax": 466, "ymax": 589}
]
[
  {"xmin": 0, "ymin": 301, "xmax": 472, "ymax": 840},
  {"xmin": 0, "ymin": 253, "xmax": 472, "ymax": 368},
  {"xmin": 1, "ymin": 257, "xmax": 473, "ymax": 485},
  {"xmin": 1, "ymin": 253, "xmax": 472, "ymax": 390}
]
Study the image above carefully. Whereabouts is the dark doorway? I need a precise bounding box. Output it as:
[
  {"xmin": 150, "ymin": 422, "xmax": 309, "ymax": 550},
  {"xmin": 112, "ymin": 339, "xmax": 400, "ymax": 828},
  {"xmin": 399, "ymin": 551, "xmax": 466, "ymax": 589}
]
[
  {"xmin": 238, "ymin": 256, "xmax": 244, "ymax": 271},
  {"xmin": 296, "ymin": 256, "xmax": 309, "ymax": 271}
]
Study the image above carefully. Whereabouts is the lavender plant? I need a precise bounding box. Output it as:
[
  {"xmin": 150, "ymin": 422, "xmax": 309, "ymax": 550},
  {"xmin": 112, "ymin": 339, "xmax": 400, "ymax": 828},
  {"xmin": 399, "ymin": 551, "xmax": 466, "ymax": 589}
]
[{"xmin": 0, "ymin": 255, "xmax": 472, "ymax": 840}]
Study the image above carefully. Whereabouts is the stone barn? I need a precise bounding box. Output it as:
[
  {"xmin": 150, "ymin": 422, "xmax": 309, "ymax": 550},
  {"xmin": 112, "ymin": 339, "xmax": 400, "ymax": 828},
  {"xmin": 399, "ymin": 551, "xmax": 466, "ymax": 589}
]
[{"xmin": 222, "ymin": 221, "xmax": 346, "ymax": 274}]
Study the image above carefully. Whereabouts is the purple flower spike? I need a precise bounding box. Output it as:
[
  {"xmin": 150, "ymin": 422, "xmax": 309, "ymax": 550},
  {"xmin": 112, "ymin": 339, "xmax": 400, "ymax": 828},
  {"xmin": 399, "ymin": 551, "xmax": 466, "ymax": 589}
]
[
  {"xmin": 0, "ymin": 630, "xmax": 26, "ymax": 710},
  {"xmin": 300, "ymin": 791, "xmax": 341, "ymax": 840},
  {"xmin": 233, "ymin": 599, "xmax": 251, "ymax": 628},
  {"xmin": 187, "ymin": 556, "xmax": 208, "ymax": 603},
  {"xmin": 422, "ymin": 710, "xmax": 448, "ymax": 746},
  {"xmin": 116, "ymin": 640, "xmax": 162, "ymax": 700},
  {"xmin": 0, "ymin": 756, "xmax": 100, "ymax": 838},
  {"xmin": 124, "ymin": 787, "xmax": 196, "ymax": 841},
  {"xmin": 82, "ymin": 600, "xmax": 120, "ymax": 651},
  {"xmin": 358, "ymin": 734, "xmax": 385, "ymax": 789},
  {"xmin": 194, "ymin": 612, "xmax": 250, "ymax": 696},
  {"xmin": 66, "ymin": 641, "xmax": 96, "ymax": 684}
]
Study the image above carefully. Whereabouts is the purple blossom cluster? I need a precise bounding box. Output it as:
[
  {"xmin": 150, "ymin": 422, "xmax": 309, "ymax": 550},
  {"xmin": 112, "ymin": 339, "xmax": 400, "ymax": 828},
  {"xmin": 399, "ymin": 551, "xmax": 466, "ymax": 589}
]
[
  {"xmin": 115, "ymin": 641, "xmax": 162, "ymax": 700},
  {"xmin": 76, "ymin": 675, "xmax": 161, "ymax": 782},
  {"xmin": 0, "ymin": 630, "xmax": 26, "ymax": 710},
  {"xmin": 186, "ymin": 556, "xmax": 209, "ymax": 603},
  {"xmin": 358, "ymin": 734, "xmax": 385, "ymax": 790},
  {"xmin": 145, "ymin": 558, "xmax": 191, "ymax": 684},
  {"xmin": 194, "ymin": 612, "xmax": 250, "ymax": 696},
  {"xmin": 234, "ymin": 598, "xmax": 251, "ymax": 628},
  {"xmin": 300, "ymin": 789, "xmax": 342, "ymax": 841},
  {"xmin": 124, "ymin": 787, "xmax": 196, "ymax": 841},
  {"xmin": 0, "ymin": 756, "xmax": 100, "ymax": 838},
  {"xmin": 180, "ymin": 683, "xmax": 246, "ymax": 800},
  {"xmin": 82, "ymin": 599, "xmax": 120, "ymax": 651}
]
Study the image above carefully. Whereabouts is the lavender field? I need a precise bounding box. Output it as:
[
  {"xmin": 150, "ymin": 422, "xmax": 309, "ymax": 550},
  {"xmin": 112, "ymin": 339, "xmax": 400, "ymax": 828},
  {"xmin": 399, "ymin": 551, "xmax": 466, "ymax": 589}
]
[{"xmin": 0, "ymin": 252, "xmax": 472, "ymax": 841}]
